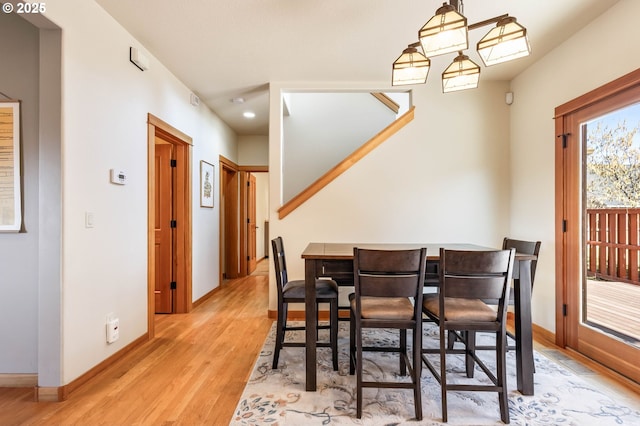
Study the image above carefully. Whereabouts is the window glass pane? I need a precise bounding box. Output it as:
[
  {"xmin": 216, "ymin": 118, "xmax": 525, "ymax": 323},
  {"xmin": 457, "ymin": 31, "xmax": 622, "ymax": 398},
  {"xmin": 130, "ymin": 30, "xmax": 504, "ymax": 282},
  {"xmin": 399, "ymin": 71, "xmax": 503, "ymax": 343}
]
[{"xmin": 582, "ymin": 102, "xmax": 640, "ymax": 346}]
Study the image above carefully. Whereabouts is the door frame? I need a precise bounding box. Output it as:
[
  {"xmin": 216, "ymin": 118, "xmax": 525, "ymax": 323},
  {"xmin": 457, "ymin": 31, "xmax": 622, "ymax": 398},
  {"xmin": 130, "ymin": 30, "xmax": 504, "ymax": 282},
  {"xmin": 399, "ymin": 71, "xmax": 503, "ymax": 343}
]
[
  {"xmin": 147, "ymin": 114, "xmax": 193, "ymax": 338},
  {"xmin": 555, "ymin": 68, "xmax": 640, "ymax": 381},
  {"xmin": 219, "ymin": 156, "xmax": 267, "ymax": 282}
]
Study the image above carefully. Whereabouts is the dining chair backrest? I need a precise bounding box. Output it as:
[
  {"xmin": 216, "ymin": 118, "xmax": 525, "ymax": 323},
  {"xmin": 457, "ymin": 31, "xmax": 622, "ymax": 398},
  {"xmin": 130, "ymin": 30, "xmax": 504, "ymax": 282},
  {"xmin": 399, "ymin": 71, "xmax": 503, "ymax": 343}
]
[
  {"xmin": 502, "ymin": 237, "xmax": 541, "ymax": 287},
  {"xmin": 424, "ymin": 248, "xmax": 516, "ymax": 424},
  {"xmin": 354, "ymin": 247, "xmax": 427, "ymax": 313},
  {"xmin": 439, "ymin": 248, "xmax": 516, "ymax": 322},
  {"xmin": 271, "ymin": 237, "xmax": 289, "ymax": 297},
  {"xmin": 351, "ymin": 247, "xmax": 428, "ymax": 420}
]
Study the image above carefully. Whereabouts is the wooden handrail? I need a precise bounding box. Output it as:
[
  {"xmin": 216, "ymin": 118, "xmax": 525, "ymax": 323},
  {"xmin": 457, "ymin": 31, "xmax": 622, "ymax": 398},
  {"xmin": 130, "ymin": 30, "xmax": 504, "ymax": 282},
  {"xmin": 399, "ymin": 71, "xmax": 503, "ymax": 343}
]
[
  {"xmin": 277, "ymin": 106, "xmax": 415, "ymax": 219},
  {"xmin": 371, "ymin": 92, "xmax": 400, "ymax": 114}
]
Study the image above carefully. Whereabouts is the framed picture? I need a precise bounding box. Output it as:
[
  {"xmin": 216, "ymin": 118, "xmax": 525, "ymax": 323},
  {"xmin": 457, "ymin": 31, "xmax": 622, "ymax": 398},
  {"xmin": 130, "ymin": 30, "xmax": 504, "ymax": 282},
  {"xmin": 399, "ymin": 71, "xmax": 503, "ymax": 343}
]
[
  {"xmin": 200, "ymin": 160, "xmax": 214, "ymax": 208},
  {"xmin": 0, "ymin": 101, "xmax": 22, "ymax": 231}
]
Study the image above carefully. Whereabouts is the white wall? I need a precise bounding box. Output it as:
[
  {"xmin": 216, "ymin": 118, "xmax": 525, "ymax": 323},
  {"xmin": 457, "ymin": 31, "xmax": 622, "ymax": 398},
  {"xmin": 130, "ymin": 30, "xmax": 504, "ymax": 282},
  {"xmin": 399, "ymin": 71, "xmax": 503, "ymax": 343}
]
[
  {"xmin": 39, "ymin": 0, "xmax": 237, "ymax": 385},
  {"xmin": 510, "ymin": 0, "xmax": 640, "ymax": 333},
  {"xmin": 238, "ymin": 135, "xmax": 269, "ymax": 166},
  {"xmin": 0, "ymin": 12, "xmax": 41, "ymax": 375},
  {"xmin": 269, "ymin": 80, "xmax": 511, "ymax": 312},
  {"xmin": 38, "ymin": 26, "xmax": 63, "ymax": 387},
  {"xmin": 282, "ymin": 92, "xmax": 398, "ymax": 202}
]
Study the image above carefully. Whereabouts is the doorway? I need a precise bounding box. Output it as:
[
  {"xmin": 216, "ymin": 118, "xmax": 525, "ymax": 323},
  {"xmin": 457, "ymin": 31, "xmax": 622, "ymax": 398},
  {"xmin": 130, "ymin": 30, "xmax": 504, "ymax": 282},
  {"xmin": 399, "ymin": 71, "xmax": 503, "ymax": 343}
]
[
  {"xmin": 147, "ymin": 114, "xmax": 193, "ymax": 337},
  {"xmin": 219, "ymin": 156, "xmax": 268, "ymax": 282},
  {"xmin": 555, "ymin": 69, "xmax": 640, "ymax": 383}
]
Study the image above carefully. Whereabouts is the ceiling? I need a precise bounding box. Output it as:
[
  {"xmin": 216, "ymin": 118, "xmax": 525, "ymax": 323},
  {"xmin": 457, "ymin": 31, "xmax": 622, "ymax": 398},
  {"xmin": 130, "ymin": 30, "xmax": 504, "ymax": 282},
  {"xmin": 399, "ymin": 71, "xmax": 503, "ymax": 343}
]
[{"xmin": 95, "ymin": 0, "xmax": 619, "ymax": 136}]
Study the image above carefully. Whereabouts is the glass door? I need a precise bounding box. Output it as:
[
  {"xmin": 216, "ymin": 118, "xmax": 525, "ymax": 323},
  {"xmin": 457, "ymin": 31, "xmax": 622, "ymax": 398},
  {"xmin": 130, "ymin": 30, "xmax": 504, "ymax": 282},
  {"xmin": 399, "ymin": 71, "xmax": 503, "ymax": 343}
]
[
  {"xmin": 559, "ymin": 82, "xmax": 640, "ymax": 383},
  {"xmin": 583, "ymin": 104, "xmax": 640, "ymax": 347}
]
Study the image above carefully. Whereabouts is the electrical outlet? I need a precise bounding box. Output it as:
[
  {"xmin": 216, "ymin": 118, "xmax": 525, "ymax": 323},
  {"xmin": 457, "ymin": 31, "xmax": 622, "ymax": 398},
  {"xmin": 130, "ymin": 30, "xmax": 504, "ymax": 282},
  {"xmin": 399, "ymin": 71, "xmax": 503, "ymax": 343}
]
[{"xmin": 106, "ymin": 315, "xmax": 119, "ymax": 344}]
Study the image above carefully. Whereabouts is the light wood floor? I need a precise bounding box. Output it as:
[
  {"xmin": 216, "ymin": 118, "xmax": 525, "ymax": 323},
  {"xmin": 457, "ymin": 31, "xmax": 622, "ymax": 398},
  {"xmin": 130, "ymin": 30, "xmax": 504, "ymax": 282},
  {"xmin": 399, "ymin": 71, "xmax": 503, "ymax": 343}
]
[
  {"xmin": 0, "ymin": 259, "xmax": 638, "ymax": 425},
  {"xmin": 0, "ymin": 263, "xmax": 272, "ymax": 426},
  {"xmin": 586, "ymin": 279, "xmax": 640, "ymax": 343}
]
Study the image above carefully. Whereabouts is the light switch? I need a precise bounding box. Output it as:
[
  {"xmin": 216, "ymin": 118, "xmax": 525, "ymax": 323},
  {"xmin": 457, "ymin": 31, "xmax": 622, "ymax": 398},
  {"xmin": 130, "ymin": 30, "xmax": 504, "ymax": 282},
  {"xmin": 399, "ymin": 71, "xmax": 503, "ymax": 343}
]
[{"xmin": 85, "ymin": 212, "xmax": 95, "ymax": 228}]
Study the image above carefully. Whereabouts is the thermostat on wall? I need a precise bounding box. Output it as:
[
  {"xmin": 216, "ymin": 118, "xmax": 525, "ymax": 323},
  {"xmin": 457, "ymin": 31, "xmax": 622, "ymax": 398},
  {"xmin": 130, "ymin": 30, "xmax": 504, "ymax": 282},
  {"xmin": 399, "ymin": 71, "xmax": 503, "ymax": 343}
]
[{"xmin": 110, "ymin": 169, "xmax": 127, "ymax": 185}]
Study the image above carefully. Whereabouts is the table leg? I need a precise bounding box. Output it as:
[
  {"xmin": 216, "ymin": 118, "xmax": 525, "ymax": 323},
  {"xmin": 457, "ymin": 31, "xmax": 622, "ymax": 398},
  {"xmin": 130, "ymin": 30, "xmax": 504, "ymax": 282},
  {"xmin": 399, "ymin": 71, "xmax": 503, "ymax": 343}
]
[
  {"xmin": 514, "ymin": 259, "xmax": 534, "ymax": 395},
  {"xmin": 305, "ymin": 258, "xmax": 317, "ymax": 391}
]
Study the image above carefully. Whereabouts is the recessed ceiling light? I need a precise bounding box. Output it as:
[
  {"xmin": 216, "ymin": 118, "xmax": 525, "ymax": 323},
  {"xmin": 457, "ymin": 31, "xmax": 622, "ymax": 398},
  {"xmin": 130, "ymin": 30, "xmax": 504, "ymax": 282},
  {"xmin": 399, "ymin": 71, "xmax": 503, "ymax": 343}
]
[{"xmin": 243, "ymin": 111, "xmax": 256, "ymax": 119}]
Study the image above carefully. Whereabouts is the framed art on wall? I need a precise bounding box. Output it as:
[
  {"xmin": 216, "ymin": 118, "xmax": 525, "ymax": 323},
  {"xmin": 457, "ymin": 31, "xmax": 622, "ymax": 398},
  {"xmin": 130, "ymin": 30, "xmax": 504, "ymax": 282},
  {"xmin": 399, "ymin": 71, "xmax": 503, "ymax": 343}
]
[
  {"xmin": 0, "ymin": 100, "xmax": 22, "ymax": 231},
  {"xmin": 200, "ymin": 160, "xmax": 214, "ymax": 208}
]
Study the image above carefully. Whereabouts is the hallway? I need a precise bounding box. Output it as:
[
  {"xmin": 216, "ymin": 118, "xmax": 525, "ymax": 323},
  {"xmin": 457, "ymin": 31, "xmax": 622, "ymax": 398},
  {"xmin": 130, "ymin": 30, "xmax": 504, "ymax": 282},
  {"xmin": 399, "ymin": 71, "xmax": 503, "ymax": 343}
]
[{"xmin": 0, "ymin": 268, "xmax": 272, "ymax": 425}]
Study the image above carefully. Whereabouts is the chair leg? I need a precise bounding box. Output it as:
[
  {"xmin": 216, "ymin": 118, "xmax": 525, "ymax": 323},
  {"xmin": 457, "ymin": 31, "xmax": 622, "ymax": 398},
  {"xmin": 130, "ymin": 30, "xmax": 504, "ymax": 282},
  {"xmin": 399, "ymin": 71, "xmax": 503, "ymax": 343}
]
[
  {"xmin": 272, "ymin": 302, "xmax": 286, "ymax": 369},
  {"xmin": 465, "ymin": 331, "xmax": 476, "ymax": 378},
  {"xmin": 413, "ymin": 325, "xmax": 423, "ymax": 421},
  {"xmin": 356, "ymin": 320, "xmax": 363, "ymax": 419},
  {"xmin": 349, "ymin": 310, "xmax": 356, "ymax": 375},
  {"xmin": 399, "ymin": 329, "xmax": 407, "ymax": 376},
  {"xmin": 497, "ymin": 331, "xmax": 510, "ymax": 424},
  {"xmin": 316, "ymin": 306, "xmax": 320, "ymax": 341},
  {"xmin": 440, "ymin": 327, "xmax": 448, "ymax": 423},
  {"xmin": 447, "ymin": 330, "xmax": 457, "ymax": 350},
  {"xmin": 330, "ymin": 299, "xmax": 338, "ymax": 371}
]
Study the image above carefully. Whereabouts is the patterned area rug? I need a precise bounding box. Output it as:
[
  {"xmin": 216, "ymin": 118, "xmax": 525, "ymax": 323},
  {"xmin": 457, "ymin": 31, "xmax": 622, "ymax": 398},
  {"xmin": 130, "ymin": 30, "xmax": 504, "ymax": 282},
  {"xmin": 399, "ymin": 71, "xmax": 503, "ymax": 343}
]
[{"xmin": 232, "ymin": 322, "xmax": 640, "ymax": 425}]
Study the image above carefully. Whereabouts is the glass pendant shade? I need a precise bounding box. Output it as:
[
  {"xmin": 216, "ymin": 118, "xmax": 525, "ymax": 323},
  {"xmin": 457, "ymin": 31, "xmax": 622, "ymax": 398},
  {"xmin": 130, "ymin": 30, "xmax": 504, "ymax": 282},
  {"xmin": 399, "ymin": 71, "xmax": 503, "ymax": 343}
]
[
  {"xmin": 477, "ymin": 17, "xmax": 531, "ymax": 66},
  {"xmin": 419, "ymin": 3, "xmax": 468, "ymax": 57},
  {"xmin": 442, "ymin": 53, "xmax": 480, "ymax": 93},
  {"xmin": 392, "ymin": 46, "xmax": 430, "ymax": 86}
]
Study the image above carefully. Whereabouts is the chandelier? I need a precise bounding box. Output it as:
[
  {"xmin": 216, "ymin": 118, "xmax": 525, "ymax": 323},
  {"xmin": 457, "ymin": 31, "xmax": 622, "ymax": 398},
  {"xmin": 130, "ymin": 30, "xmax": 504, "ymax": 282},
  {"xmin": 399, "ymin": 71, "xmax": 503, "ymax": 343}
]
[{"xmin": 392, "ymin": 0, "xmax": 530, "ymax": 92}]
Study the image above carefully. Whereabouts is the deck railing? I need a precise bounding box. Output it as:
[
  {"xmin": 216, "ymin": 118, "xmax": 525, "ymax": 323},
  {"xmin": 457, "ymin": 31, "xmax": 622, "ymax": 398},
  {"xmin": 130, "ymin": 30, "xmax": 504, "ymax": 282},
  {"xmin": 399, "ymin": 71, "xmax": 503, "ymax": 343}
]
[{"xmin": 587, "ymin": 208, "xmax": 640, "ymax": 286}]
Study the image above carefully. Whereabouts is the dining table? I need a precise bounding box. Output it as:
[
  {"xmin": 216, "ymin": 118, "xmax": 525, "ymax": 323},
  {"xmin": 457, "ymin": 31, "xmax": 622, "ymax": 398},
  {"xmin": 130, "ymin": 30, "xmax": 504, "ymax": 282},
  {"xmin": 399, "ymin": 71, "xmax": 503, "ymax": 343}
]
[{"xmin": 301, "ymin": 242, "xmax": 537, "ymax": 395}]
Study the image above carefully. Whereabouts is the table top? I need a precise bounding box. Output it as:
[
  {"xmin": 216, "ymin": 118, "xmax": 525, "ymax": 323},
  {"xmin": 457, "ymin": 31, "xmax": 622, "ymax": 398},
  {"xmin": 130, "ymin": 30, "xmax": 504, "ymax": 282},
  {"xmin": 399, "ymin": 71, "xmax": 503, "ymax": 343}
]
[{"xmin": 301, "ymin": 242, "xmax": 536, "ymax": 261}]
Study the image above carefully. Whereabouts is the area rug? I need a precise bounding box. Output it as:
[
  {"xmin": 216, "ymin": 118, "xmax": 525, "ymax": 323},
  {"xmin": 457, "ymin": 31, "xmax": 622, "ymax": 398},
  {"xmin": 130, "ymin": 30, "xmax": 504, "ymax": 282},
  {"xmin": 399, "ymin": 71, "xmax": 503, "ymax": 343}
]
[{"xmin": 232, "ymin": 322, "xmax": 640, "ymax": 425}]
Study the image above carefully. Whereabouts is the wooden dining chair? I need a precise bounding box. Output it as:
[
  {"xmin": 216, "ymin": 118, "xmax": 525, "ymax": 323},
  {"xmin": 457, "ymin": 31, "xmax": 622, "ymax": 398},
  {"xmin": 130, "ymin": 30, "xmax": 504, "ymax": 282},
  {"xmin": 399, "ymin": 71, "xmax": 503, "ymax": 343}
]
[
  {"xmin": 422, "ymin": 248, "xmax": 515, "ymax": 424},
  {"xmin": 502, "ymin": 238, "xmax": 541, "ymax": 346},
  {"xmin": 271, "ymin": 237, "xmax": 339, "ymax": 371},
  {"xmin": 349, "ymin": 247, "xmax": 427, "ymax": 420},
  {"xmin": 448, "ymin": 238, "xmax": 541, "ymax": 352}
]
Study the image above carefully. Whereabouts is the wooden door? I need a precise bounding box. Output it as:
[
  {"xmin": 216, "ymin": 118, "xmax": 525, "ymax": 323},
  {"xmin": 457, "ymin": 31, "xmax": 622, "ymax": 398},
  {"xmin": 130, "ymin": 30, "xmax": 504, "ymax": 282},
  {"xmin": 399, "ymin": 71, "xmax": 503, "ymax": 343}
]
[
  {"xmin": 247, "ymin": 173, "xmax": 257, "ymax": 274},
  {"xmin": 555, "ymin": 70, "xmax": 640, "ymax": 383},
  {"xmin": 222, "ymin": 163, "xmax": 240, "ymax": 279},
  {"xmin": 155, "ymin": 142, "xmax": 174, "ymax": 313}
]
